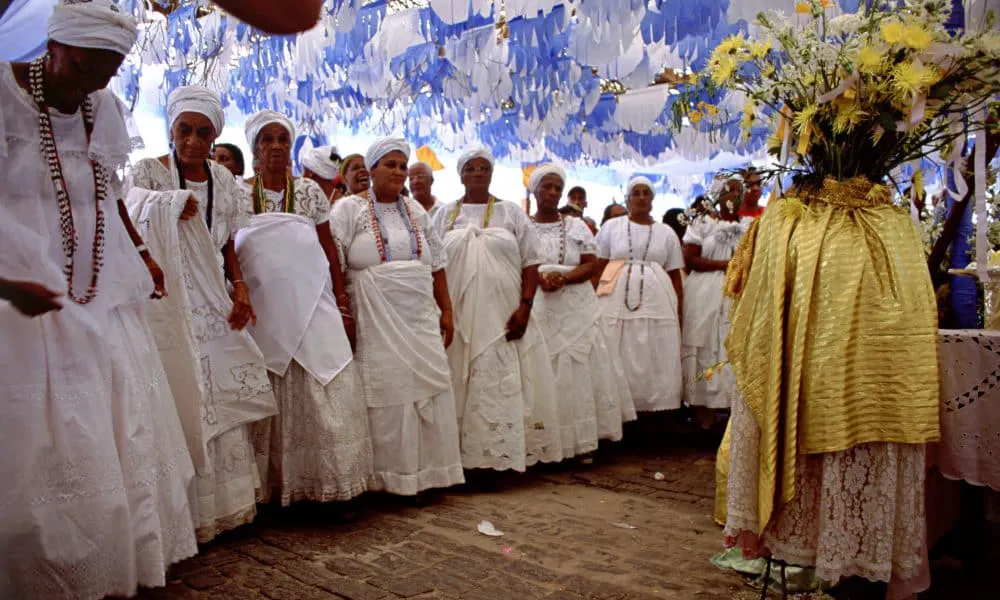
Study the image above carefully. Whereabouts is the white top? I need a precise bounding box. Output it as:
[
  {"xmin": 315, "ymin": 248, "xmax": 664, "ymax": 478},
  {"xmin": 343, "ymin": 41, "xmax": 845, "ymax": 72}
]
[
  {"xmin": 595, "ymin": 217, "xmax": 684, "ymax": 272},
  {"xmin": 430, "ymin": 198, "xmax": 543, "ymax": 269},
  {"xmin": 239, "ymin": 177, "xmax": 330, "ymax": 225},
  {"xmin": 128, "ymin": 158, "xmax": 250, "ymax": 252},
  {"xmin": 330, "ymin": 194, "xmax": 447, "ymax": 272},
  {"xmin": 531, "ymin": 216, "xmax": 597, "ymax": 267},
  {"xmin": 682, "ymin": 216, "xmax": 753, "ymax": 262}
]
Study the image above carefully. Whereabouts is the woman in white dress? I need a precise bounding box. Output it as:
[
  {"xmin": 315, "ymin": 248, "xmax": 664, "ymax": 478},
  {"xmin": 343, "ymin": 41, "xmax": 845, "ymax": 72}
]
[
  {"xmin": 529, "ymin": 165, "xmax": 635, "ymax": 456},
  {"xmin": 330, "ymin": 138, "xmax": 465, "ymax": 495},
  {"xmin": 0, "ymin": 2, "xmax": 196, "ymax": 596},
  {"xmin": 681, "ymin": 176, "xmax": 751, "ymax": 421},
  {"xmin": 594, "ymin": 177, "xmax": 685, "ymax": 413},
  {"xmin": 430, "ymin": 147, "xmax": 562, "ymax": 472},
  {"xmin": 126, "ymin": 86, "xmax": 278, "ymax": 543},
  {"xmin": 238, "ymin": 110, "xmax": 373, "ymax": 505}
]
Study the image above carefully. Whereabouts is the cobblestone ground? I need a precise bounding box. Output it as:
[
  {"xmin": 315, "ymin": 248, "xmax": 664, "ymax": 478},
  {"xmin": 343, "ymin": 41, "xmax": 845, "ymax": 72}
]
[{"xmin": 136, "ymin": 427, "xmax": 996, "ymax": 600}]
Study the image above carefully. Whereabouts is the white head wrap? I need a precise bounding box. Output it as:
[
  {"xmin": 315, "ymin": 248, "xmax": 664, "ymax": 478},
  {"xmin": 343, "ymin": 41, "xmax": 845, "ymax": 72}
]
[
  {"xmin": 47, "ymin": 0, "xmax": 138, "ymax": 57},
  {"xmin": 166, "ymin": 85, "xmax": 224, "ymax": 135},
  {"xmin": 301, "ymin": 146, "xmax": 340, "ymax": 180},
  {"xmin": 456, "ymin": 146, "xmax": 495, "ymax": 175},
  {"xmin": 244, "ymin": 110, "xmax": 294, "ymax": 147},
  {"xmin": 528, "ymin": 164, "xmax": 566, "ymax": 195},
  {"xmin": 364, "ymin": 137, "xmax": 410, "ymax": 171},
  {"xmin": 627, "ymin": 176, "xmax": 655, "ymax": 198}
]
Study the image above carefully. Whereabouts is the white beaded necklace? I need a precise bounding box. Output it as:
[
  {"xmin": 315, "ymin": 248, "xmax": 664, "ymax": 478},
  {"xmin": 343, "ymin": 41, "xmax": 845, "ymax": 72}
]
[{"xmin": 30, "ymin": 56, "xmax": 107, "ymax": 305}]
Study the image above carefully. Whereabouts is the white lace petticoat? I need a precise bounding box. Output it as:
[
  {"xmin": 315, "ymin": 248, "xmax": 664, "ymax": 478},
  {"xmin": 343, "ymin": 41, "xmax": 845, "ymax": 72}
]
[{"xmin": 723, "ymin": 394, "xmax": 930, "ymax": 600}]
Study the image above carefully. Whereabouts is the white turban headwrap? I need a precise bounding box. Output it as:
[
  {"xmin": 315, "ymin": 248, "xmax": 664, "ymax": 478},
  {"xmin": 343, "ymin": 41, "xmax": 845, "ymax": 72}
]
[
  {"xmin": 301, "ymin": 146, "xmax": 340, "ymax": 180},
  {"xmin": 47, "ymin": 0, "xmax": 138, "ymax": 57},
  {"xmin": 627, "ymin": 176, "xmax": 655, "ymax": 198},
  {"xmin": 244, "ymin": 110, "xmax": 294, "ymax": 147},
  {"xmin": 166, "ymin": 85, "xmax": 224, "ymax": 136},
  {"xmin": 364, "ymin": 137, "xmax": 410, "ymax": 172},
  {"xmin": 528, "ymin": 164, "xmax": 566, "ymax": 195},
  {"xmin": 456, "ymin": 146, "xmax": 495, "ymax": 175}
]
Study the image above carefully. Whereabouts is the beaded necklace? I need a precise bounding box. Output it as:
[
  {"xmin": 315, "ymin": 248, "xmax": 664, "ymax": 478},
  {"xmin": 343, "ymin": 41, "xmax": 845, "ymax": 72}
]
[
  {"xmin": 30, "ymin": 56, "xmax": 106, "ymax": 305},
  {"xmin": 446, "ymin": 194, "xmax": 496, "ymax": 231},
  {"xmin": 624, "ymin": 219, "xmax": 653, "ymax": 312},
  {"xmin": 253, "ymin": 174, "xmax": 295, "ymax": 214},
  {"xmin": 363, "ymin": 190, "xmax": 422, "ymax": 263},
  {"xmin": 173, "ymin": 152, "xmax": 214, "ymax": 232}
]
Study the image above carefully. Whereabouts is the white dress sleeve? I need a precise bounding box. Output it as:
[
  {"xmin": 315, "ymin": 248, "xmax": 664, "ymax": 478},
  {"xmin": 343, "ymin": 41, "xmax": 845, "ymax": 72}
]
[
  {"xmin": 568, "ymin": 217, "xmax": 597, "ymax": 257},
  {"xmin": 418, "ymin": 203, "xmax": 448, "ymax": 271},
  {"xmin": 297, "ymin": 179, "xmax": 330, "ymax": 226},
  {"xmin": 661, "ymin": 225, "xmax": 685, "ymax": 272},
  {"xmin": 510, "ymin": 206, "xmax": 543, "ymax": 268},
  {"xmin": 215, "ymin": 164, "xmax": 249, "ymax": 238},
  {"xmin": 329, "ymin": 195, "xmax": 360, "ymax": 266},
  {"xmin": 683, "ymin": 217, "xmax": 712, "ymax": 246},
  {"xmin": 126, "ymin": 158, "xmax": 169, "ymax": 192},
  {"xmin": 595, "ymin": 218, "xmax": 613, "ymax": 259}
]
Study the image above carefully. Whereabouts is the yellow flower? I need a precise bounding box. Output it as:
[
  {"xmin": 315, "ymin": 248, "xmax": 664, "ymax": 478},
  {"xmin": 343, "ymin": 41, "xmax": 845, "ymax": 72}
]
[
  {"xmin": 709, "ymin": 54, "xmax": 739, "ymax": 85},
  {"xmin": 857, "ymin": 44, "xmax": 884, "ymax": 74},
  {"xmin": 901, "ymin": 25, "xmax": 934, "ymax": 50},
  {"xmin": 795, "ymin": 2, "xmax": 811, "ymax": 14},
  {"xmin": 891, "ymin": 60, "xmax": 939, "ymax": 99},
  {"xmin": 748, "ymin": 39, "xmax": 772, "ymax": 59},
  {"xmin": 880, "ymin": 20, "xmax": 905, "ymax": 45},
  {"xmin": 704, "ymin": 103, "xmax": 719, "ymax": 116},
  {"xmin": 689, "ymin": 110, "xmax": 703, "ymax": 124},
  {"xmin": 793, "ymin": 104, "xmax": 818, "ymax": 133},
  {"xmin": 832, "ymin": 96, "xmax": 867, "ymax": 134},
  {"xmin": 762, "ymin": 63, "xmax": 777, "ymax": 78},
  {"xmin": 716, "ymin": 34, "xmax": 747, "ymax": 56}
]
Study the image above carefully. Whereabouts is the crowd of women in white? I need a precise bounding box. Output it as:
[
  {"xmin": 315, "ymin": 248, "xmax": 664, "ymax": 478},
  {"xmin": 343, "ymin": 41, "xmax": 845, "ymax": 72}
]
[{"xmin": 0, "ymin": 2, "xmax": 755, "ymax": 598}]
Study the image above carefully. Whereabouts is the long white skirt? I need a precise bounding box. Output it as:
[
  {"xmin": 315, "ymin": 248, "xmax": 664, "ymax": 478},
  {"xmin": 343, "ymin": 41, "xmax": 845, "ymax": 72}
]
[
  {"xmin": 536, "ymin": 266, "xmax": 635, "ymax": 456},
  {"xmin": 106, "ymin": 304, "xmax": 198, "ymax": 584},
  {"xmin": 681, "ymin": 270, "xmax": 735, "ymax": 409},
  {"xmin": 1, "ymin": 306, "xmax": 138, "ymax": 599},
  {"xmin": 369, "ymin": 393, "xmax": 465, "ymax": 495},
  {"xmin": 252, "ymin": 361, "xmax": 373, "ymax": 505},
  {"xmin": 724, "ymin": 395, "xmax": 930, "ymax": 599},
  {"xmin": 195, "ymin": 426, "xmax": 260, "ymax": 543},
  {"xmin": 598, "ymin": 262, "xmax": 682, "ymax": 412}
]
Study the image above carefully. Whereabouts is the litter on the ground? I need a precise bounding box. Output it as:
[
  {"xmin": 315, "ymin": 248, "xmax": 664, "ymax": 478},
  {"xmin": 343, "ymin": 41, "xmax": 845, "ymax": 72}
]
[
  {"xmin": 477, "ymin": 520, "xmax": 505, "ymax": 536},
  {"xmin": 612, "ymin": 522, "xmax": 637, "ymax": 530},
  {"xmin": 500, "ymin": 546, "xmax": 513, "ymax": 553},
  {"xmin": 653, "ymin": 472, "xmax": 665, "ymax": 480}
]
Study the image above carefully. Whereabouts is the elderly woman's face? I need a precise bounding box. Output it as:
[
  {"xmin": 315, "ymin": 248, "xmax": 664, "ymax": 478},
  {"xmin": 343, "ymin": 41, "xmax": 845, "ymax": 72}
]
[
  {"xmin": 461, "ymin": 157, "xmax": 493, "ymax": 189},
  {"xmin": 535, "ymin": 174, "xmax": 564, "ymax": 212},
  {"xmin": 254, "ymin": 123, "xmax": 292, "ymax": 173},
  {"xmin": 46, "ymin": 42, "xmax": 125, "ymax": 107},
  {"xmin": 171, "ymin": 112, "xmax": 217, "ymax": 165},
  {"xmin": 628, "ymin": 185, "xmax": 654, "ymax": 217},
  {"xmin": 370, "ymin": 151, "xmax": 408, "ymax": 197},
  {"xmin": 345, "ymin": 157, "xmax": 370, "ymax": 193}
]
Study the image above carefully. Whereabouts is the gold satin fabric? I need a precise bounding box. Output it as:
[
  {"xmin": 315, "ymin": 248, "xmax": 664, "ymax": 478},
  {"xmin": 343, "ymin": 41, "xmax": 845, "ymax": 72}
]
[{"xmin": 724, "ymin": 177, "xmax": 940, "ymax": 535}]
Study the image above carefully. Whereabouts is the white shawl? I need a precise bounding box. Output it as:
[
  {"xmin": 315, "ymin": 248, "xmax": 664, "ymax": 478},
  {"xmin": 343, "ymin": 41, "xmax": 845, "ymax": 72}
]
[
  {"xmin": 351, "ymin": 261, "xmax": 451, "ymax": 410},
  {"xmin": 234, "ymin": 213, "xmax": 353, "ymax": 385},
  {"xmin": 126, "ymin": 187, "xmax": 277, "ymax": 471}
]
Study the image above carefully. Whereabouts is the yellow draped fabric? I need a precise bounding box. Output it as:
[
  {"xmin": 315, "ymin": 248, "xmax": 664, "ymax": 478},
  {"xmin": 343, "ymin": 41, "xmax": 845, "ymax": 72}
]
[
  {"xmin": 724, "ymin": 177, "xmax": 940, "ymax": 535},
  {"xmin": 415, "ymin": 146, "xmax": 445, "ymax": 171}
]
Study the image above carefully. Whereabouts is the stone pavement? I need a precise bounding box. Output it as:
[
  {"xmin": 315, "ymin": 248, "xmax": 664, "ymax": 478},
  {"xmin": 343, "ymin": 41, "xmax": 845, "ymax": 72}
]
[{"xmin": 138, "ymin": 440, "xmax": 750, "ymax": 600}]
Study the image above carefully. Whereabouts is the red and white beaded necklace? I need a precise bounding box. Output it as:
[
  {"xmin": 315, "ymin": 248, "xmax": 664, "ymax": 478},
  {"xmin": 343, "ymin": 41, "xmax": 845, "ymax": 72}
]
[
  {"xmin": 30, "ymin": 56, "xmax": 107, "ymax": 305},
  {"xmin": 363, "ymin": 190, "xmax": 422, "ymax": 263}
]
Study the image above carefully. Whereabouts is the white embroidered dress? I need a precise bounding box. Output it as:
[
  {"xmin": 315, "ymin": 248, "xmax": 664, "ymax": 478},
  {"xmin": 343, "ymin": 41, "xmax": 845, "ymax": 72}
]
[
  {"xmin": 237, "ymin": 177, "xmax": 373, "ymax": 504},
  {"xmin": 532, "ymin": 216, "xmax": 635, "ymax": 456},
  {"xmin": 680, "ymin": 216, "xmax": 752, "ymax": 409},
  {"xmin": 595, "ymin": 218, "xmax": 685, "ymax": 412},
  {"xmin": 431, "ymin": 199, "xmax": 562, "ymax": 471},
  {"xmin": 331, "ymin": 194, "xmax": 464, "ymax": 495},
  {"xmin": 0, "ymin": 63, "xmax": 196, "ymax": 598},
  {"xmin": 126, "ymin": 158, "xmax": 278, "ymax": 542}
]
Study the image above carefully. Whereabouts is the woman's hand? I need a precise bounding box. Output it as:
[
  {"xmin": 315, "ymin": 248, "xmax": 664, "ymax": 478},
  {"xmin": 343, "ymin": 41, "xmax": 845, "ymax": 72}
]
[
  {"xmin": 143, "ymin": 253, "xmax": 168, "ymax": 299},
  {"xmin": 539, "ymin": 273, "xmax": 565, "ymax": 293},
  {"xmin": 505, "ymin": 304, "xmax": 531, "ymax": 341},
  {"xmin": 179, "ymin": 193, "xmax": 199, "ymax": 221},
  {"xmin": 1, "ymin": 279, "xmax": 63, "ymax": 317},
  {"xmin": 228, "ymin": 281, "xmax": 256, "ymax": 330},
  {"xmin": 440, "ymin": 308, "xmax": 454, "ymax": 348}
]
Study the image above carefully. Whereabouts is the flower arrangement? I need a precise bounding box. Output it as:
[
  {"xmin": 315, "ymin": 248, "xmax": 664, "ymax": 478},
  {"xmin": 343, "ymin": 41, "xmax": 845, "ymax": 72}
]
[{"xmin": 686, "ymin": 0, "xmax": 1000, "ymax": 188}]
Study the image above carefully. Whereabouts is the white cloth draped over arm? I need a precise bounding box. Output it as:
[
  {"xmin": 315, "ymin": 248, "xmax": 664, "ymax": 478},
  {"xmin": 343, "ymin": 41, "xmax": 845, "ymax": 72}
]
[{"xmin": 235, "ymin": 213, "xmax": 353, "ymax": 385}]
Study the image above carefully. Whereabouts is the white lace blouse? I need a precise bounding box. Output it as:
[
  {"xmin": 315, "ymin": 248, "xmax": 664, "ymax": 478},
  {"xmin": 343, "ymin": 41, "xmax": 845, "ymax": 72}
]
[
  {"xmin": 531, "ymin": 216, "xmax": 597, "ymax": 267},
  {"xmin": 430, "ymin": 198, "xmax": 543, "ymax": 269},
  {"xmin": 330, "ymin": 194, "xmax": 447, "ymax": 272},
  {"xmin": 595, "ymin": 218, "xmax": 684, "ymax": 272},
  {"xmin": 239, "ymin": 177, "xmax": 330, "ymax": 225}
]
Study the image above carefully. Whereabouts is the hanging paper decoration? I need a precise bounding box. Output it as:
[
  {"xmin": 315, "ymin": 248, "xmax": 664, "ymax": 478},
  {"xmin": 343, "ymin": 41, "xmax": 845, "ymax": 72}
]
[{"xmin": 415, "ymin": 145, "xmax": 445, "ymax": 170}]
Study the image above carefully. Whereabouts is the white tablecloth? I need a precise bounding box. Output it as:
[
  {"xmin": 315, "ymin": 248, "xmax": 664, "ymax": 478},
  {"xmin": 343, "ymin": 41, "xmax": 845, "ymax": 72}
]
[{"xmin": 936, "ymin": 329, "xmax": 1000, "ymax": 491}]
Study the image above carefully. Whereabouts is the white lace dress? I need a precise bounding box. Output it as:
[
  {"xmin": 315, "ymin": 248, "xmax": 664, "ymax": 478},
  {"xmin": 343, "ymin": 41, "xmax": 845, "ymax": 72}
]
[
  {"xmin": 128, "ymin": 158, "xmax": 278, "ymax": 543},
  {"xmin": 680, "ymin": 217, "xmax": 751, "ymax": 409},
  {"xmin": 725, "ymin": 395, "xmax": 929, "ymax": 598},
  {"xmin": 431, "ymin": 199, "xmax": 563, "ymax": 471},
  {"xmin": 0, "ymin": 63, "xmax": 196, "ymax": 597},
  {"xmin": 532, "ymin": 216, "xmax": 635, "ymax": 455},
  {"xmin": 331, "ymin": 194, "xmax": 465, "ymax": 495},
  {"xmin": 595, "ymin": 218, "xmax": 685, "ymax": 412},
  {"xmin": 240, "ymin": 178, "xmax": 374, "ymax": 504}
]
